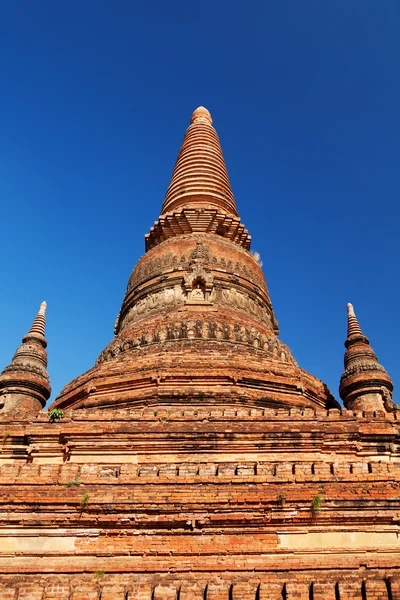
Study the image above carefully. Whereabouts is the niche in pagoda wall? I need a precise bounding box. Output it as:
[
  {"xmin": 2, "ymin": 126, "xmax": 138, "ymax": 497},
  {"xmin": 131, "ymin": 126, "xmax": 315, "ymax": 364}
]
[{"xmin": 183, "ymin": 268, "xmax": 214, "ymax": 303}]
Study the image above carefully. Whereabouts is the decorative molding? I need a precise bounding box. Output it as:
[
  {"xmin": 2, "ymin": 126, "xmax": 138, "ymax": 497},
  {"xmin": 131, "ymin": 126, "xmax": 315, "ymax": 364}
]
[
  {"xmin": 212, "ymin": 286, "xmax": 273, "ymax": 329},
  {"xmin": 340, "ymin": 361, "xmax": 388, "ymax": 382},
  {"xmin": 145, "ymin": 208, "xmax": 251, "ymax": 251},
  {"xmin": 126, "ymin": 246, "xmax": 267, "ymax": 294},
  {"xmin": 97, "ymin": 318, "xmax": 294, "ymax": 366},
  {"xmin": 119, "ymin": 285, "xmax": 186, "ymax": 330}
]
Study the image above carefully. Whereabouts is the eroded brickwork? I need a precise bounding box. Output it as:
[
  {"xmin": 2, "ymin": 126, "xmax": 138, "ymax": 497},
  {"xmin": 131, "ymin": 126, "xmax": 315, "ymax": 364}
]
[
  {"xmin": 0, "ymin": 107, "xmax": 398, "ymax": 593},
  {"xmin": 0, "ymin": 407, "xmax": 399, "ymax": 595}
]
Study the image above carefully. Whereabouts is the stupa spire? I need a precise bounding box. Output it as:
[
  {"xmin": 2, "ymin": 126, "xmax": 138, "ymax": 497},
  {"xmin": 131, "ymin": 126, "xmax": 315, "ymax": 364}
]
[
  {"xmin": 52, "ymin": 105, "xmax": 338, "ymax": 413},
  {"xmin": 339, "ymin": 303, "xmax": 394, "ymax": 412},
  {"xmin": 160, "ymin": 106, "xmax": 238, "ymax": 217},
  {"xmin": 0, "ymin": 302, "xmax": 51, "ymax": 415},
  {"xmin": 26, "ymin": 301, "xmax": 47, "ymax": 337},
  {"xmin": 346, "ymin": 302, "xmax": 364, "ymax": 338}
]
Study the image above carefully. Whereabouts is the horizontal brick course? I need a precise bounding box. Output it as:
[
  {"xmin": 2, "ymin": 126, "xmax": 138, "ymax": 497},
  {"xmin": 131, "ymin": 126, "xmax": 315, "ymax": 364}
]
[{"xmin": 0, "ymin": 107, "xmax": 398, "ymax": 597}]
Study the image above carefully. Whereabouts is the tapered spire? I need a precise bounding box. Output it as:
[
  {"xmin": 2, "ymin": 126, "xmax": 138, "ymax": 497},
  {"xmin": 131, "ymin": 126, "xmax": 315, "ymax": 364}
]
[
  {"xmin": 339, "ymin": 303, "xmax": 394, "ymax": 412},
  {"xmin": 145, "ymin": 107, "xmax": 251, "ymax": 251},
  {"xmin": 27, "ymin": 301, "xmax": 47, "ymax": 337},
  {"xmin": 52, "ymin": 105, "xmax": 339, "ymax": 413},
  {"xmin": 0, "ymin": 302, "xmax": 51, "ymax": 415},
  {"xmin": 346, "ymin": 303, "xmax": 364, "ymax": 338},
  {"xmin": 161, "ymin": 106, "xmax": 238, "ymax": 217}
]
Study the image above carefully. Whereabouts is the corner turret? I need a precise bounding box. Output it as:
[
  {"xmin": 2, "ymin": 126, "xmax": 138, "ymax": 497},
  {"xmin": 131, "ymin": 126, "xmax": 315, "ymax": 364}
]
[
  {"xmin": 0, "ymin": 302, "xmax": 51, "ymax": 416},
  {"xmin": 339, "ymin": 303, "xmax": 394, "ymax": 412}
]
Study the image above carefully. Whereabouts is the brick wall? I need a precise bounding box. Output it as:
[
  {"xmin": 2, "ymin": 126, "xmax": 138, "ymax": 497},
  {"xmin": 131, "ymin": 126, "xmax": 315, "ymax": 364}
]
[{"xmin": 0, "ymin": 406, "xmax": 399, "ymax": 593}]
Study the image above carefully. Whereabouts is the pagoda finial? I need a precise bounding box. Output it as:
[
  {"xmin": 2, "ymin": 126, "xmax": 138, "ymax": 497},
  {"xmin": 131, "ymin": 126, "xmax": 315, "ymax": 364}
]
[
  {"xmin": 26, "ymin": 301, "xmax": 47, "ymax": 338},
  {"xmin": 160, "ymin": 106, "xmax": 238, "ymax": 217},
  {"xmin": 339, "ymin": 303, "xmax": 394, "ymax": 412},
  {"xmin": 190, "ymin": 106, "xmax": 212, "ymax": 125},
  {"xmin": 346, "ymin": 303, "xmax": 365, "ymax": 339},
  {"xmin": 0, "ymin": 302, "xmax": 51, "ymax": 415}
]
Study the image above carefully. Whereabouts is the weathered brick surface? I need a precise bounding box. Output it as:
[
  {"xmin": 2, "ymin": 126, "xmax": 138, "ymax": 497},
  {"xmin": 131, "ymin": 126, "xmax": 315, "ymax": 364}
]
[
  {"xmin": 364, "ymin": 579, "xmax": 391, "ymax": 599},
  {"xmin": 312, "ymin": 581, "xmax": 337, "ymax": 600},
  {"xmin": 231, "ymin": 581, "xmax": 260, "ymax": 599},
  {"xmin": 0, "ymin": 574, "xmax": 397, "ymax": 598},
  {"xmin": 259, "ymin": 582, "xmax": 284, "ymax": 599},
  {"xmin": 70, "ymin": 583, "xmax": 99, "ymax": 600},
  {"xmin": 338, "ymin": 580, "xmax": 364, "ymax": 599},
  {"xmin": 180, "ymin": 582, "xmax": 206, "ymax": 599},
  {"xmin": 153, "ymin": 583, "xmax": 178, "ymax": 599},
  {"xmin": 13, "ymin": 583, "xmax": 44, "ymax": 600},
  {"xmin": 0, "ymin": 586, "xmax": 16, "ymax": 600},
  {"xmin": 43, "ymin": 582, "xmax": 71, "ymax": 599},
  {"xmin": 0, "ymin": 108, "xmax": 399, "ymax": 596},
  {"xmin": 206, "ymin": 582, "xmax": 231, "ymax": 600},
  {"xmin": 0, "ymin": 408, "xmax": 399, "ymax": 597},
  {"xmin": 99, "ymin": 585, "xmax": 125, "ymax": 600},
  {"xmin": 127, "ymin": 582, "xmax": 152, "ymax": 599}
]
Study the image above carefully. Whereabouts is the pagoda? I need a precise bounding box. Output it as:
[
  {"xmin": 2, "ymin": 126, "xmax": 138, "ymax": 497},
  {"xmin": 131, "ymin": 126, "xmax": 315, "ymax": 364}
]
[{"xmin": 0, "ymin": 107, "xmax": 398, "ymax": 600}]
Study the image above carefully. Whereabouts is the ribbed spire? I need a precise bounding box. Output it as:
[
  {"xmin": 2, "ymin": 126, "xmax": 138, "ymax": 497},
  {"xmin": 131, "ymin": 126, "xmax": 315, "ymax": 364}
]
[
  {"xmin": 339, "ymin": 303, "xmax": 394, "ymax": 412},
  {"xmin": 161, "ymin": 107, "xmax": 238, "ymax": 217},
  {"xmin": 346, "ymin": 303, "xmax": 365, "ymax": 339},
  {"xmin": 0, "ymin": 302, "xmax": 51, "ymax": 415},
  {"xmin": 27, "ymin": 301, "xmax": 47, "ymax": 338}
]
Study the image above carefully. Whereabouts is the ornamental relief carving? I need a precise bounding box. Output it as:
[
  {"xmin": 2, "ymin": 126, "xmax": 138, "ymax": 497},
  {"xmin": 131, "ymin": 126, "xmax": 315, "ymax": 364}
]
[
  {"xmin": 184, "ymin": 265, "xmax": 214, "ymax": 303},
  {"xmin": 119, "ymin": 277, "xmax": 273, "ymax": 332},
  {"xmin": 381, "ymin": 387, "xmax": 398, "ymax": 412},
  {"xmin": 118, "ymin": 241, "xmax": 273, "ymax": 332},
  {"xmin": 127, "ymin": 247, "xmax": 267, "ymax": 294},
  {"xmin": 119, "ymin": 285, "xmax": 186, "ymax": 331},
  {"xmin": 340, "ymin": 361, "xmax": 388, "ymax": 381},
  {"xmin": 3, "ymin": 362, "xmax": 49, "ymax": 378},
  {"xmin": 212, "ymin": 286, "xmax": 273, "ymax": 329},
  {"xmin": 119, "ymin": 281, "xmax": 272, "ymax": 332},
  {"xmin": 127, "ymin": 253, "xmax": 187, "ymax": 293},
  {"xmin": 96, "ymin": 317, "xmax": 295, "ymax": 367}
]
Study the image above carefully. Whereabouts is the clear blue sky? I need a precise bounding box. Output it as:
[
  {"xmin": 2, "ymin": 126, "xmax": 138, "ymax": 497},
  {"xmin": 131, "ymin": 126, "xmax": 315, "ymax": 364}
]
[{"xmin": 0, "ymin": 1, "xmax": 399, "ymax": 406}]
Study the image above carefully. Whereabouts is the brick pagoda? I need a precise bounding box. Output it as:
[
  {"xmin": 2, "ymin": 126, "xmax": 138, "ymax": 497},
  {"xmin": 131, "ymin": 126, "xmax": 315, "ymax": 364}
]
[{"xmin": 0, "ymin": 107, "xmax": 398, "ymax": 599}]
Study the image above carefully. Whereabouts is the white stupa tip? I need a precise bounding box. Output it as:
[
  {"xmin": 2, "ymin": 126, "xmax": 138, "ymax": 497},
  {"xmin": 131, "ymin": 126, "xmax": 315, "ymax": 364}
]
[
  {"xmin": 39, "ymin": 301, "xmax": 47, "ymax": 315},
  {"xmin": 347, "ymin": 303, "xmax": 355, "ymax": 317}
]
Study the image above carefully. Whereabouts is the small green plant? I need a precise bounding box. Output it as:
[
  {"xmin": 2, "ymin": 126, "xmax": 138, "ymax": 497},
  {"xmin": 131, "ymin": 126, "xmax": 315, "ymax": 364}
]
[
  {"xmin": 311, "ymin": 493, "xmax": 322, "ymax": 514},
  {"xmin": 49, "ymin": 408, "xmax": 64, "ymax": 422},
  {"xmin": 64, "ymin": 477, "xmax": 81, "ymax": 488},
  {"xmin": 94, "ymin": 569, "xmax": 105, "ymax": 580},
  {"xmin": 153, "ymin": 410, "xmax": 158, "ymax": 416},
  {"xmin": 80, "ymin": 492, "xmax": 90, "ymax": 510},
  {"xmin": 277, "ymin": 492, "xmax": 287, "ymax": 505},
  {"xmin": 2, "ymin": 431, "xmax": 10, "ymax": 443}
]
